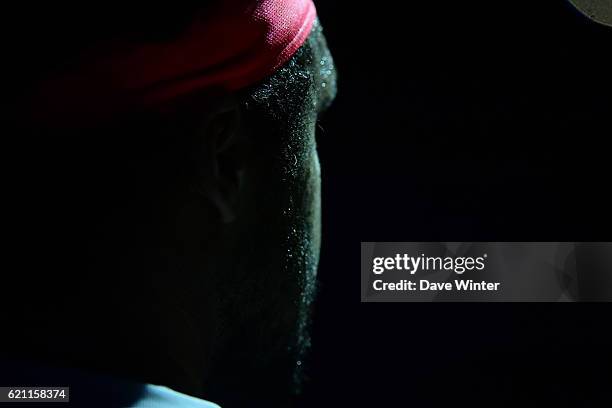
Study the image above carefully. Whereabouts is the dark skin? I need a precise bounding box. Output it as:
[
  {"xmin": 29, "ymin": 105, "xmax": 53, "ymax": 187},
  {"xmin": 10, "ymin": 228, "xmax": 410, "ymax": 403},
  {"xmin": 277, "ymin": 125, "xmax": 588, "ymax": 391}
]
[
  {"xmin": 152, "ymin": 24, "xmax": 337, "ymax": 403},
  {"xmin": 185, "ymin": 24, "xmax": 337, "ymax": 404},
  {"xmin": 1, "ymin": 20, "xmax": 336, "ymax": 408}
]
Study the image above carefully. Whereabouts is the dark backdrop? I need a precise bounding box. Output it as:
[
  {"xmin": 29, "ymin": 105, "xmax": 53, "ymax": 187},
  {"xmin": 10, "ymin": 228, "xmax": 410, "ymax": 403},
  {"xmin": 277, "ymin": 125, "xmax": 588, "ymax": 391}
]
[
  {"xmin": 4, "ymin": 1, "xmax": 611, "ymax": 406},
  {"xmin": 304, "ymin": 0, "xmax": 612, "ymax": 406}
]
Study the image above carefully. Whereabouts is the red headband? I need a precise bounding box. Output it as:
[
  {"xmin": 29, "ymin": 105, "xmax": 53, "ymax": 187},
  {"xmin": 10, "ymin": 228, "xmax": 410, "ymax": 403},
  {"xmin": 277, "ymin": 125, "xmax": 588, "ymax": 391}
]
[{"xmin": 28, "ymin": 0, "xmax": 317, "ymax": 126}]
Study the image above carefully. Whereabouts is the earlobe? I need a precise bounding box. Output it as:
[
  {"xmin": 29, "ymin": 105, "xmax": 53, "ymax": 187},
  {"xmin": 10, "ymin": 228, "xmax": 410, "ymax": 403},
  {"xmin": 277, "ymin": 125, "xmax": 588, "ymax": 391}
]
[
  {"xmin": 204, "ymin": 186, "xmax": 238, "ymax": 223},
  {"xmin": 192, "ymin": 99, "xmax": 246, "ymax": 224}
]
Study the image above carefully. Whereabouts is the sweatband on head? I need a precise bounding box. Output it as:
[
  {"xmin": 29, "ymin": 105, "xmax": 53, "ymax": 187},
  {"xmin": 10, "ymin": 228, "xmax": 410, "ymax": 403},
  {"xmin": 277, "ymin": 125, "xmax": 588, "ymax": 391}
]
[{"xmin": 27, "ymin": 0, "xmax": 317, "ymax": 127}]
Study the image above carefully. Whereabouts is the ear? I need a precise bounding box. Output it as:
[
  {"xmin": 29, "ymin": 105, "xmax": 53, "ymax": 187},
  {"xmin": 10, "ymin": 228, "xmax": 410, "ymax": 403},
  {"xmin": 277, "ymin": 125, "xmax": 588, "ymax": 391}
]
[{"xmin": 193, "ymin": 98, "xmax": 247, "ymax": 223}]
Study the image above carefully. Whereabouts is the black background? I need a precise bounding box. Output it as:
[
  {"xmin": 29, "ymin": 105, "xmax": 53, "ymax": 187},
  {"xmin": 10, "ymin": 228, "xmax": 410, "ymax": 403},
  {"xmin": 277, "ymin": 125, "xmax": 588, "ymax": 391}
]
[
  {"xmin": 302, "ymin": 0, "xmax": 612, "ymax": 406},
  {"xmin": 4, "ymin": 1, "xmax": 611, "ymax": 406}
]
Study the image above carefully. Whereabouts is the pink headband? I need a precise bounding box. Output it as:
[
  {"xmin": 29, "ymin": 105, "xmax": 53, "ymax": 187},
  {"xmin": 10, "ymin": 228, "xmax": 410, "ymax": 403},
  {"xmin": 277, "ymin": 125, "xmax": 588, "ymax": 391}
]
[{"xmin": 27, "ymin": 0, "xmax": 317, "ymax": 126}]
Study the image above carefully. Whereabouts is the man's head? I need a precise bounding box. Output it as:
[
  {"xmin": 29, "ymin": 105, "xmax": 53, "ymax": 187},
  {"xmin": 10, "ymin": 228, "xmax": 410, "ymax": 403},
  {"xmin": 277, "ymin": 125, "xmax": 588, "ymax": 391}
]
[
  {"xmin": 3, "ymin": 3, "xmax": 336, "ymax": 406},
  {"xmin": 157, "ymin": 19, "xmax": 337, "ymax": 403}
]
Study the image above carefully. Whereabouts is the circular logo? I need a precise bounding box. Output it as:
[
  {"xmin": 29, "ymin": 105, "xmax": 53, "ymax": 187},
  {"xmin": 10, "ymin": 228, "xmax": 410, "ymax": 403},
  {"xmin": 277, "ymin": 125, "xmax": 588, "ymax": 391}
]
[{"xmin": 568, "ymin": 0, "xmax": 612, "ymax": 27}]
